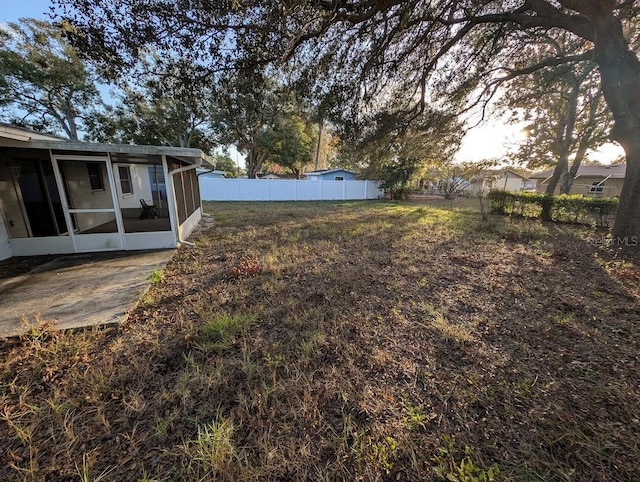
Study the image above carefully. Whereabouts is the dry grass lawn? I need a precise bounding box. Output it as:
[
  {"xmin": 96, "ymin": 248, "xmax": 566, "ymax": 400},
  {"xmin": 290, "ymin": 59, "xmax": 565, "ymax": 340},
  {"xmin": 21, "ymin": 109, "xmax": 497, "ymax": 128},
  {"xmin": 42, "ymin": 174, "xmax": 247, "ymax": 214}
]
[{"xmin": 1, "ymin": 200, "xmax": 640, "ymax": 481}]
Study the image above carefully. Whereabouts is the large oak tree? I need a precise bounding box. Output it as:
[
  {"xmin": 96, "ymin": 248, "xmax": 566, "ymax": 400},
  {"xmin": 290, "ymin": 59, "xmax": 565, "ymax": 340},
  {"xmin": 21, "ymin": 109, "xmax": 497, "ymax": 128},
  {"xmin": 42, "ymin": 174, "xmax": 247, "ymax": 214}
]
[
  {"xmin": 53, "ymin": 0, "xmax": 640, "ymax": 241},
  {"xmin": 0, "ymin": 18, "xmax": 101, "ymax": 140},
  {"xmin": 499, "ymin": 34, "xmax": 611, "ymax": 199}
]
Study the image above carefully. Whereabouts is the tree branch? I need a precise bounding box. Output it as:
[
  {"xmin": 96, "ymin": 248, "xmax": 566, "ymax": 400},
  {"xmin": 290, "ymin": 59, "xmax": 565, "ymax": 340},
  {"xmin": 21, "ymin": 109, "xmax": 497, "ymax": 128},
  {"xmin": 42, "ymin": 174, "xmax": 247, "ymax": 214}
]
[{"xmin": 495, "ymin": 50, "xmax": 595, "ymax": 84}]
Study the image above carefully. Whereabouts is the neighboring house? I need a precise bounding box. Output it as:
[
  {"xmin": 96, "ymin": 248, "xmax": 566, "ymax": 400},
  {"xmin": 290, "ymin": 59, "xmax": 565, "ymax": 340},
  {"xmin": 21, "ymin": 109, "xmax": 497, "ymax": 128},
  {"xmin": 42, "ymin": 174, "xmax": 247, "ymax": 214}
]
[
  {"xmin": 466, "ymin": 169, "xmax": 530, "ymax": 195},
  {"xmin": 0, "ymin": 124, "xmax": 210, "ymax": 261},
  {"xmin": 530, "ymin": 164, "xmax": 626, "ymax": 197},
  {"xmin": 259, "ymin": 173, "xmax": 281, "ymax": 179},
  {"xmin": 305, "ymin": 168, "xmax": 356, "ymax": 181}
]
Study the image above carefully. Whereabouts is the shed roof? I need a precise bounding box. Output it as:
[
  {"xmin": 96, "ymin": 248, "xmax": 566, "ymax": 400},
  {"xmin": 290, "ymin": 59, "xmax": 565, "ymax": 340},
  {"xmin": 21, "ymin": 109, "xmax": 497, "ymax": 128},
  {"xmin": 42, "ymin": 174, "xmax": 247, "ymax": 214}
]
[{"xmin": 306, "ymin": 168, "xmax": 355, "ymax": 175}]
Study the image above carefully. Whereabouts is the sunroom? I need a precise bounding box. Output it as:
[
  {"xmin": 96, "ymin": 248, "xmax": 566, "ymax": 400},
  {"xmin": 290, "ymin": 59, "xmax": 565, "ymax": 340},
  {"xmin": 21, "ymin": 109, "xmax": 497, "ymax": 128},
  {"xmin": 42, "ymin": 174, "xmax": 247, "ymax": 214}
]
[{"xmin": 0, "ymin": 126, "xmax": 209, "ymax": 260}]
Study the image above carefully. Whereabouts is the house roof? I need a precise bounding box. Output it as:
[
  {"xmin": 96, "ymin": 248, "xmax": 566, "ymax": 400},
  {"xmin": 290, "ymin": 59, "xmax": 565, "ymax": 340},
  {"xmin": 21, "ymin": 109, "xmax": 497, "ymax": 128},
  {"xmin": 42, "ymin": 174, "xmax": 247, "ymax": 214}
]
[
  {"xmin": 0, "ymin": 122, "xmax": 67, "ymax": 142},
  {"xmin": 474, "ymin": 168, "xmax": 529, "ymax": 180},
  {"xmin": 0, "ymin": 136, "xmax": 212, "ymax": 167},
  {"xmin": 306, "ymin": 168, "xmax": 355, "ymax": 176},
  {"xmin": 197, "ymin": 168, "xmax": 226, "ymax": 175},
  {"xmin": 530, "ymin": 164, "xmax": 626, "ymax": 180},
  {"xmin": 501, "ymin": 168, "xmax": 529, "ymax": 179}
]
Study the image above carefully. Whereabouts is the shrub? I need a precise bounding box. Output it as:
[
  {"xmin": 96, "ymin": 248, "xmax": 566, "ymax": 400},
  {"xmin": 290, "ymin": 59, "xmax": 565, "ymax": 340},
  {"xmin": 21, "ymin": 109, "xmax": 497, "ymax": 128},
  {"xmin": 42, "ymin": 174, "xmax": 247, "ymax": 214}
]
[{"xmin": 487, "ymin": 190, "xmax": 618, "ymax": 226}]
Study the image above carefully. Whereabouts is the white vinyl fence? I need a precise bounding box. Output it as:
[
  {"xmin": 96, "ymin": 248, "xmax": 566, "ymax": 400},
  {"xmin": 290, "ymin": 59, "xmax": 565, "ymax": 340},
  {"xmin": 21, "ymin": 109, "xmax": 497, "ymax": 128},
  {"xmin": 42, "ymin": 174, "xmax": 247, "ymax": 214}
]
[{"xmin": 199, "ymin": 178, "xmax": 384, "ymax": 201}]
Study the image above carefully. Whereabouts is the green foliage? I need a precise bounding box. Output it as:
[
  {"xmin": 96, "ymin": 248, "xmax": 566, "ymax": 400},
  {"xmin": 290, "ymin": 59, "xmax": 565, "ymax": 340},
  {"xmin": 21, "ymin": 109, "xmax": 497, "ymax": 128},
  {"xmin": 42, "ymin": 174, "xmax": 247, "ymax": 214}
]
[
  {"xmin": 269, "ymin": 111, "xmax": 317, "ymax": 178},
  {"xmin": 149, "ymin": 269, "xmax": 165, "ymax": 284},
  {"xmin": 347, "ymin": 111, "xmax": 463, "ymax": 196},
  {"xmin": 434, "ymin": 435, "xmax": 500, "ymax": 482},
  {"xmin": 0, "ymin": 18, "xmax": 101, "ymax": 139},
  {"xmin": 211, "ymin": 153, "xmax": 242, "ymax": 178},
  {"xmin": 370, "ymin": 436, "xmax": 398, "ymax": 474},
  {"xmin": 85, "ymin": 58, "xmax": 217, "ymax": 151},
  {"xmin": 499, "ymin": 37, "xmax": 610, "ymax": 172},
  {"xmin": 404, "ymin": 405, "xmax": 427, "ymax": 429},
  {"xmin": 194, "ymin": 311, "xmax": 258, "ymax": 352},
  {"xmin": 380, "ymin": 156, "xmax": 424, "ymax": 200},
  {"xmin": 488, "ymin": 190, "xmax": 618, "ymax": 225},
  {"xmin": 424, "ymin": 160, "xmax": 497, "ymax": 200},
  {"xmin": 182, "ymin": 417, "xmax": 235, "ymax": 478},
  {"xmin": 214, "ymin": 72, "xmax": 285, "ymax": 178}
]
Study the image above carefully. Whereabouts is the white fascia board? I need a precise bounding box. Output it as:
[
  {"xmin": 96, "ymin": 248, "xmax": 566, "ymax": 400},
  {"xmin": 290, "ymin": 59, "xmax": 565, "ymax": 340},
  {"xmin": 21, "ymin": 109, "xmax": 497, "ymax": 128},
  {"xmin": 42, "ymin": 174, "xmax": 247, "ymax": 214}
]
[{"xmin": 0, "ymin": 138, "xmax": 205, "ymax": 164}]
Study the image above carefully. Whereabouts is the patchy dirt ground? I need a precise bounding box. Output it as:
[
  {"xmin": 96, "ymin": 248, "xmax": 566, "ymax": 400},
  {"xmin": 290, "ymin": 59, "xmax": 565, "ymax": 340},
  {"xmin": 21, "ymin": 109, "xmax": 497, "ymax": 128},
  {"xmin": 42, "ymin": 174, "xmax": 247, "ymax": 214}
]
[{"xmin": 1, "ymin": 201, "xmax": 639, "ymax": 481}]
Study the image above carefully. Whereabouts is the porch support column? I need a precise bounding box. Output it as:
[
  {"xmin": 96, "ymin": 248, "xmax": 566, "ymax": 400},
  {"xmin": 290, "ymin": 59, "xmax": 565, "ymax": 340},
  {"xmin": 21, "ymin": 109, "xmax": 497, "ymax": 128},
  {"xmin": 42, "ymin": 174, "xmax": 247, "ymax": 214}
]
[
  {"xmin": 49, "ymin": 149, "xmax": 77, "ymax": 253},
  {"xmin": 162, "ymin": 155, "xmax": 179, "ymax": 243},
  {"xmin": 106, "ymin": 152, "xmax": 126, "ymax": 249}
]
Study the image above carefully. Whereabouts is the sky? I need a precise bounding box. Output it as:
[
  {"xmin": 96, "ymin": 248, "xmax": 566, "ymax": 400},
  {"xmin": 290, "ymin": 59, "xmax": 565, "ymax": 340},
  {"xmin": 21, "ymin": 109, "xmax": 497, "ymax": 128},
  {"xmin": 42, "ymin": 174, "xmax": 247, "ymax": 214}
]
[
  {"xmin": 2, "ymin": 0, "xmax": 625, "ymax": 167},
  {"xmin": 1, "ymin": 0, "xmax": 53, "ymax": 24},
  {"xmin": 454, "ymin": 108, "xmax": 624, "ymax": 165}
]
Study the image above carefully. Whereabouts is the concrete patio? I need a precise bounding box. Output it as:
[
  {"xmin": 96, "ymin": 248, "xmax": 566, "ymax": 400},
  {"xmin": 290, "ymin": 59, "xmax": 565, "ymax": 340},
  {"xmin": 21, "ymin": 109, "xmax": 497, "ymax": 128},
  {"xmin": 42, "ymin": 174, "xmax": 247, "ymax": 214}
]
[{"xmin": 0, "ymin": 249, "xmax": 174, "ymax": 337}]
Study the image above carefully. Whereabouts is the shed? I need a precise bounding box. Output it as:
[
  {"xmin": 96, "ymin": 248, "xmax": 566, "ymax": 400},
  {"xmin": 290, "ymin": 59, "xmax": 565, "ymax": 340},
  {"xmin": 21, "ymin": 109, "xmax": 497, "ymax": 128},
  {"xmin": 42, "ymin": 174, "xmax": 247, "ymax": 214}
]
[
  {"xmin": 197, "ymin": 168, "xmax": 226, "ymax": 179},
  {"xmin": 0, "ymin": 124, "xmax": 211, "ymax": 261},
  {"xmin": 305, "ymin": 168, "xmax": 355, "ymax": 181}
]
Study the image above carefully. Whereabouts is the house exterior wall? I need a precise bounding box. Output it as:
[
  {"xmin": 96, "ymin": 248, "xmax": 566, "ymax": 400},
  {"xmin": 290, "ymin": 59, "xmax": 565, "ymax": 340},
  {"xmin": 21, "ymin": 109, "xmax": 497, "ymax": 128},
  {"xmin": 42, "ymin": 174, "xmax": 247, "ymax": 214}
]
[
  {"xmin": 0, "ymin": 165, "xmax": 29, "ymax": 238},
  {"xmin": 0, "ymin": 211, "xmax": 12, "ymax": 260},
  {"xmin": 114, "ymin": 163, "xmax": 154, "ymax": 209},
  {"xmin": 307, "ymin": 170, "xmax": 355, "ymax": 181},
  {"xmin": 499, "ymin": 174, "xmax": 525, "ymax": 192},
  {"xmin": 61, "ymin": 160, "xmax": 115, "ymax": 231},
  {"xmin": 535, "ymin": 177, "xmax": 624, "ymax": 197},
  {"xmin": 468, "ymin": 173, "xmax": 525, "ymax": 195},
  {"xmin": 569, "ymin": 177, "xmax": 624, "ymax": 197}
]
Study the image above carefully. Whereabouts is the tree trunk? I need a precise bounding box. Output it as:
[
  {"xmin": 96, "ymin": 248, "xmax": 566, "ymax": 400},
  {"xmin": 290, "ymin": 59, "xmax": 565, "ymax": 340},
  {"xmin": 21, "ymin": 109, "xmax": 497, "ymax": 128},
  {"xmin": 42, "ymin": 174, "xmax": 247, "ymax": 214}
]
[
  {"xmin": 591, "ymin": 15, "xmax": 640, "ymax": 244},
  {"xmin": 478, "ymin": 193, "xmax": 489, "ymax": 221},
  {"xmin": 66, "ymin": 117, "xmax": 79, "ymax": 141},
  {"xmin": 544, "ymin": 158, "xmax": 566, "ymax": 196},
  {"xmin": 543, "ymin": 80, "xmax": 577, "ymax": 212},
  {"xmin": 612, "ymin": 140, "xmax": 640, "ymax": 244},
  {"xmin": 314, "ymin": 120, "xmax": 323, "ymax": 171},
  {"xmin": 559, "ymin": 142, "xmax": 588, "ymax": 195},
  {"xmin": 246, "ymin": 147, "xmax": 267, "ymax": 179},
  {"xmin": 542, "ymin": 155, "xmax": 567, "ymax": 220},
  {"xmin": 247, "ymin": 155, "xmax": 260, "ymax": 179}
]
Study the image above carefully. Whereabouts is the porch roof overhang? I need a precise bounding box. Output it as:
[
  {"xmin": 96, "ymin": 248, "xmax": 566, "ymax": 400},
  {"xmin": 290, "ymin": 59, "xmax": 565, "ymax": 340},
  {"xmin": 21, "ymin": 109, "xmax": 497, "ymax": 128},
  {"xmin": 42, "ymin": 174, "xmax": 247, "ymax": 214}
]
[{"xmin": 0, "ymin": 138, "xmax": 213, "ymax": 168}]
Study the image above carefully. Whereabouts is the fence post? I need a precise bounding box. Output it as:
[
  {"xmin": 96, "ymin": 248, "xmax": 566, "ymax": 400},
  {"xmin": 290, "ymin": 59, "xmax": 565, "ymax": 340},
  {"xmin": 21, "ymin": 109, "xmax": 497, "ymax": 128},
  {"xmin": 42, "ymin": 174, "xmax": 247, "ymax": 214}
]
[{"xmin": 364, "ymin": 180, "xmax": 368, "ymax": 199}]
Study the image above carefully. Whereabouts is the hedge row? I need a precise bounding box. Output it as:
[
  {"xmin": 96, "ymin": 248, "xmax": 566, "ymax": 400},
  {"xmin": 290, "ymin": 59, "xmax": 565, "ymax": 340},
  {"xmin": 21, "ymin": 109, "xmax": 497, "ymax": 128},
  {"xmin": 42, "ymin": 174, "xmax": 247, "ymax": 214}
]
[{"xmin": 487, "ymin": 190, "xmax": 618, "ymax": 226}]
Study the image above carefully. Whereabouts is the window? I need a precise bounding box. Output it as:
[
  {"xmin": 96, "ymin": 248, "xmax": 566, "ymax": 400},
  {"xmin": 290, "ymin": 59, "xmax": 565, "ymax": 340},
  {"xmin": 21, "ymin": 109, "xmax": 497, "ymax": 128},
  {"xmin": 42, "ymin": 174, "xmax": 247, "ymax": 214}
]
[
  {"xmin": 589, "ymin": 181, "xmax": 605, "ymax": 194},
  {"xmin": 87, "ymin": 163, "xmax": 104, "ymax": 191},
  {"xmin": 334, "ymin": 176, "xmax": 344, "ymax": 181},
  {"xmin": 118, "ymin": 165, "xmax": 133, "ymax": 195},
  {"xmin": 148, "ymin": 165, "xmax": 166, "ymax": 203}
]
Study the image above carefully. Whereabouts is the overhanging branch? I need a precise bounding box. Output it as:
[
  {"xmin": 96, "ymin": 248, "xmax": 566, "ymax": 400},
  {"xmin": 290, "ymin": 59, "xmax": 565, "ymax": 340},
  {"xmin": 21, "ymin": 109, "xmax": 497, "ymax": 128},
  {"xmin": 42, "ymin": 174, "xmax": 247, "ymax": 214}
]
[{"xmin": 495, "ymin": 50, "xmax": 595, "ymax": 84}]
